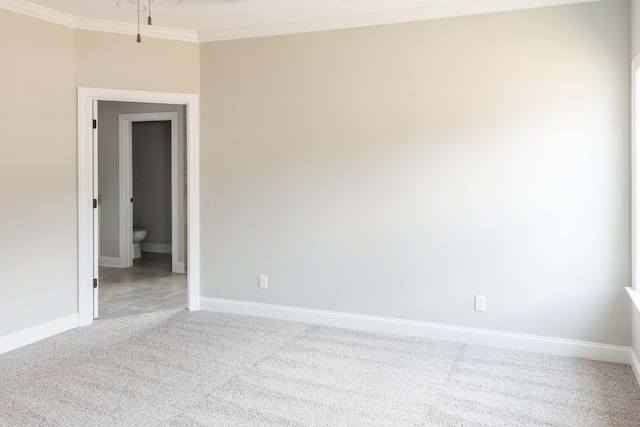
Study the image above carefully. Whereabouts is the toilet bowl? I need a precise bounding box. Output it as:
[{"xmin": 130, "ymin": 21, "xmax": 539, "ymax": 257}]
[{"xmin": 132, "ymin": 227, "xmax": 147, "ymax": 259}]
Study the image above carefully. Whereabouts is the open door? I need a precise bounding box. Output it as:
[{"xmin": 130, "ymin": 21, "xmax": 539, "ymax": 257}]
[{"xmin": 92, "ymin": 99, "xmax": 99, "ymax": 319}]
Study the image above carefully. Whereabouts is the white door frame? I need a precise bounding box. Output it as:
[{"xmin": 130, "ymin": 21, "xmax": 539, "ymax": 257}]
[
  {"xmin": 633, "ymin": 53, "xmax": 640, "ymax": 291},
  {"xmin": 119, "ymin": 112, "xmax": 182, "ymax": 273},
  {"xmin": 78, "ymin": 87, "xmax": 200, "ymax": 326},
  {"xmin": 92, "ymin": 100, "xmax": 99, "ymax": 318},
  {"xmin": 634, "ymin": 54, "xmax": 639, "ymax": 291}
]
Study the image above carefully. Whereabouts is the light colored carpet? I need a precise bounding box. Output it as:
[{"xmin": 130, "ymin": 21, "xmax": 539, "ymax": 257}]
[{"xmin": 1, "ymin": 310, "xmax": 639, "ymax": 426}]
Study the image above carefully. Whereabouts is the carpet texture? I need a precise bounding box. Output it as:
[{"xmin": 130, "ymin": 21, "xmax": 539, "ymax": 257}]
[{"xmin": 1, "ymin": 310, "xmax": 639, "ymax": 426}]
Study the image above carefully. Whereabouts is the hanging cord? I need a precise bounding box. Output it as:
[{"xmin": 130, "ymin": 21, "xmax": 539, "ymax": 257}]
[
  {"xmin": 148, "ymin": 0, "xmax": 152, "ymax": 25},
  {"xmin": 137, "ymin": 0, "xmax": 141, "ymax": 42}
]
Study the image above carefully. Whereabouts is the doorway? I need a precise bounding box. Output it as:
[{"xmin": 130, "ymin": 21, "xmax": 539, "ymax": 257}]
[
  {"xmin": 98, "ymin": 107, "xmax": 185, "ymax": 319},
  {"xmin": 77, "ymin": 88, "xmax": 201, "ymax": 327},
  {"xmin": 116, "ymin": 111, "xmax": 183, "ymax": 273}
]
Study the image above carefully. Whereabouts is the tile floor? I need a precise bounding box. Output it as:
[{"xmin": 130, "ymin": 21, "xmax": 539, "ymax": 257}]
[{"xmin": 98, "ymin": 253, "xmax": 187, "ymax": 319}]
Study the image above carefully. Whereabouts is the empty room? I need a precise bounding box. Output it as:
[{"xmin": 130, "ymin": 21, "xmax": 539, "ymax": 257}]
[{"xmin": 2, "ymin": 0, "xmax": 640, "ymax": 425}]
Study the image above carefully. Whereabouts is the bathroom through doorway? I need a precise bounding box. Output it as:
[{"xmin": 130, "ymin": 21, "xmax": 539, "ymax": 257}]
[
  {"xmin": 96, "ymin": 101, "xmax": 187, "ymax": 319},
  {"xmin": 77, "ymin": 87, "xmax": 200, "ymax": 327}
]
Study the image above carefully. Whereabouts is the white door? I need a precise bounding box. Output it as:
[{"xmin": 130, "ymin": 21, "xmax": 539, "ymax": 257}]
[{"xmin": 92, "ymin": 100, "xmax": 99, "ymax": 319}]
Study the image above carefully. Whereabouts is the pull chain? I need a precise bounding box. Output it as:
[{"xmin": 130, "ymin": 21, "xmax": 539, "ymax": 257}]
[{"xmin": 136, "ymin": 0, "xmax": 141, "ymax": 42}]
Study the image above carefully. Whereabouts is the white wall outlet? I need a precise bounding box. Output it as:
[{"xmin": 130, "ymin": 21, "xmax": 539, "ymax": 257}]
[
  {"xmin": 475, "ymin": 295, "xmax": 486, "ymax": 312},
  {"xmin": 259, "ymin": 275, "xmax": 268, "ymax": 289}
]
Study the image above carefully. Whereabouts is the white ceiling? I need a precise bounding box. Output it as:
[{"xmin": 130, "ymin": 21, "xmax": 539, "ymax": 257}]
[{"xmin": 0, "ymin": 0, "xmax": 601, "ymax": 42}]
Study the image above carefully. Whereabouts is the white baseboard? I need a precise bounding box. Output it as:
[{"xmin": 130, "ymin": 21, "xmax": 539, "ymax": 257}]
[
  {"xmin": 200, "ymin": 297, "xmax": 631, "ymax": 364},
  {"xmin": 141, "ymin": 243, "xmax": 172, "ymax": 254},
  {"xmin": 630, "ymin": 348, "xmax": 640, "ymax": 388},
  {"xmin": 99, "ymin": 256, "xmax": 121, "ymax": 267},
  {"xmin": 174, "ymin": 262, "xmax": 185, "ymax": 274},
  {"xmin": 0, "ymin": 314, "xmax": 79, "ymax": 355}
]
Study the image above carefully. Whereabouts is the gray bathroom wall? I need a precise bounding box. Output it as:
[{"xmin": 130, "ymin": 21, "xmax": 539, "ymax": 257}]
[
  {"xmin": 132, "ymin": 121, "xmax": 172, "ymax": 250},
  {"xmin": 98, "ymin": 101, "xmax": 186, "ymax": 265}
]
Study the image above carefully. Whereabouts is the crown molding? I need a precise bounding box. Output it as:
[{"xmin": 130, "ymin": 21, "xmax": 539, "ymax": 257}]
[
  {"xmin": 1, "ymin": 0, "xmax": 603, "ymax": 44},
  {"xmin": 197, "ymin": 0, "xmax": 604, "ymax": 42},
  {"xmin": 0, "ymin": 0, "xmax": 76, "ymax": 28},
  {"xmin": 0, "ymin": 0, "xmax": 198, "ymax": 42},
  {"xmin": 74, "ymin": 16, "xmax": 199, "ymax": 43}
]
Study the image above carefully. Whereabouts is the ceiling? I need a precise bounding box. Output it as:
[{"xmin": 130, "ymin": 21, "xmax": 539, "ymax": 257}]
[{"xmin": 0, "ymin": 0, "xmax": 601, "ymax": 42}]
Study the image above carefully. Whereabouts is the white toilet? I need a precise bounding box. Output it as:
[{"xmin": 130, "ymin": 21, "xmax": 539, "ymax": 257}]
[{"xmin": 132, "ymin": 227, "xmax": 147, "ymax": 259}]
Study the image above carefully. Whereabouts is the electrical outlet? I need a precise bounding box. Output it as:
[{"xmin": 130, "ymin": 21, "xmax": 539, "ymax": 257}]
[
  {"xmin": 259, "ymin": 275, "xmax": 268, "ymax": 289},
  {"xmin": 475, "ymin": 295, "xmax": 486, "ymax": 312}
]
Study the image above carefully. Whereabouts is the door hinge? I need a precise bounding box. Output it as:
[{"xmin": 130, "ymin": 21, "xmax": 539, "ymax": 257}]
[
  {"xmin": 92, "ymin": 119, "xmax": 97, "ymax": 129},
  {"xmin": 93, "ymin": 199, "xmax": 98, "ymax": 209},
  {"xmin": 131, "ymin": 198, "xmax": 134, "ymax": 203},
  {"xmin": 93, "ymin": 278, "xmax": 98, "ymax": 289}
]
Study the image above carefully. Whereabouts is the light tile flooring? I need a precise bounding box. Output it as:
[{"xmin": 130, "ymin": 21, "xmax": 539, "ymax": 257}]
[{"xmin": 98, "ymin": 253, "xmax": 187, "ymax": 319}]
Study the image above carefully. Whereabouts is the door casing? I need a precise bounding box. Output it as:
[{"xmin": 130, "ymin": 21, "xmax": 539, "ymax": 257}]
[
  {"xmin": 119, "ymin": 112, "xmax": 183, "ymax": 273},
  {"xmin": 78, "ymin": 87, "xmax": 200, "ymax": 325}
]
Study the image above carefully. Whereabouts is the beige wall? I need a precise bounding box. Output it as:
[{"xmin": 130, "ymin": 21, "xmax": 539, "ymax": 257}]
[
  {"xmin": 200, "ymin": 0, "xmax": 631, "ymax": 345},
  {"xmin": 0, "ymin": 1, "xmax": 634, "ymax": 349},
  {"xmin": 78, "ymin": 29, "xmax": 199, "ymax": 266},
  {"xmin": 0, "ymin": 12, "xmax": 199, "ymax": 338},
  {"xmin": 75, "ymin": 30, "xmax": 199, "ymax": 94},
  {"xmin": 0, "ymin": 9, "xmax": 77, "ymax": 335}
]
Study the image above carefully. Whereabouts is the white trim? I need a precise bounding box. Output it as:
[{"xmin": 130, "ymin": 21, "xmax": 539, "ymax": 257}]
[
  {"xmin": 0, "ymin": 314, "xmax": 78, "ymax": 355},
  {"xmin": 0, "ymin": 0, "xmax": 601, "ymax": 43},
  {"xmin": 175, "ymin": 262, "xmax": 185, "ymax": 274},
  {"xmin": 78, "ymin": 91, "xmax": 93, "ymax": 326},
  {"xmin": 78, "ymin": 88, "xmax": 200, "ymax": 327},
  {"xmin": 92, "ymin": 100, "xmax": 99, "ymax": 319},
  {"xmin": 118, "ymin": 114, "xmax": 133, "ymax": 268},
  {"xmin": 187, "ymin": 97, "xmax": 201, "ymax": 312},
  {"xmin": 198, "ymin": 0, "xmax": 603, "ymax": 42},
  {"xmin": 200, "ymin": 298, "xmax": 631, "ymax": 364},
  {"xmin": 0, "ymin": 0, "xmax": 76, "ymax": 27},
  {"xmin": 119, "ymin": 112, "xmax": 180, "ymax": 272},
  {"xmin": 198, "ymin": 0, "xmax": 603, "ymax": 41},
  {"xmin": 630, "ymin": 348, "xmax": 640, "ymax": 388},
  {"xmin": 633, "ymin": 54, "xmax": 640, "ymax": 291},
  {"xmin": 0, "ymin": 0, "xmax": 198, "ymax": 42},
  {"xmin": 99, "ymin": 256, "xmax": 121, "ymax": 268},
  {"xmin": 627, "ymin": 287, "xmax": 640, "ymax": 313},
  {"xmin": 74, "ymin": 16, "xmax": 198, "ymax": 42},
  {"xmin": 141, "ymin": 243, "xmax": 172, "ymax": 254}
]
